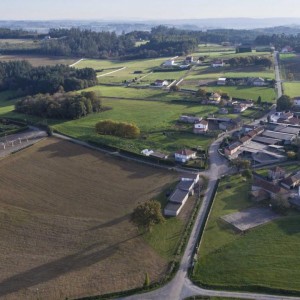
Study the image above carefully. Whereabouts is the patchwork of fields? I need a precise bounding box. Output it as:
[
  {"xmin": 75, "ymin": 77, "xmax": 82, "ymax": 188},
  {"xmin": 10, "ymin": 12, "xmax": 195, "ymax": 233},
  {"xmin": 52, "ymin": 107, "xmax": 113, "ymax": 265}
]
[
  {"xmin": 0, "ymin": 138, "xmax": 192, "ymax": 300},
  {"xmin": 280, "ymin": 54, "xmax": 300, "ymax": 97}
]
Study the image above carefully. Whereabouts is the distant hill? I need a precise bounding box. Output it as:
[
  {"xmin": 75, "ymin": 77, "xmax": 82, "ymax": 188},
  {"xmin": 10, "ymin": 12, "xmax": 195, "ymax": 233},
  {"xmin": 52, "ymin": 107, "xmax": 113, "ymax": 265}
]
[{"xmin": 1, "ymin": 18, "xmax": 300, "ymax": 34}]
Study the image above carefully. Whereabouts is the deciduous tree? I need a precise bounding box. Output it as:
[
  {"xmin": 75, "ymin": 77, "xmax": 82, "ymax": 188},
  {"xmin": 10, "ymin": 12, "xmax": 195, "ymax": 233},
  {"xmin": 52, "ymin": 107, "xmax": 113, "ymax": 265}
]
[{"xmin": 131, "ymin": 200, "xmax": 165, "ymax": 232}]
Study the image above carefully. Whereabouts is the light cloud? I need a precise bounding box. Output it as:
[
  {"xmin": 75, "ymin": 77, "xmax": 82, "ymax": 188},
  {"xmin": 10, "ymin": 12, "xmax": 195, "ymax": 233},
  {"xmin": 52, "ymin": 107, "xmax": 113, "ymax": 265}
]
[{"xmin": 1, "ymin": 0, "xmax": 300, "ymax": 20}]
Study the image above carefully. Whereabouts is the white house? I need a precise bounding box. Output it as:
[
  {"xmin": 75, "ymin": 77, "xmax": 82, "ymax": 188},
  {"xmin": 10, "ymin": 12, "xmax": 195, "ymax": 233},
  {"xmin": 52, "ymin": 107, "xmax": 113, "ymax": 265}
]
[
  {"xmin": 209, "ymin": 92, "xmax": 221, "ymax": 102},
  {"xmin": 194, "ymin": 120, "xmax": 208, "ymax": 134},
  {"xmin": 154, "ymin": 79, "xmax": 169, "ymax": 87},
  {"xmin": 164, "ymin": 174, "xmax": 200, "ymax": 216},
  {"xmin": 175, "ymin": 149, "xmax": 197, "ymax": 163},
  {"xmin": 163, "ymin": 60, "xmax": 176, "ymax": 67},
  {"xmin": 293, "ymin": 97, "xmax": 300, "ymax": 107},
  {"xmin": 212, "ymin": 60, "xmax": 225, "ymax": 68},
  {"xmin": 252, "ymin": 77, "xmax": 266, "ymax": 86},
  {"xmin": 185, "ymin": 56, "xmax": 193, "ymax": 63},
  {"xmin": 281, "ymin": 46, "xmax": 293, "ymax": 53},
  {"xmin": 217, "ymin": 78, "xmax": 226, "ymax": 85}
]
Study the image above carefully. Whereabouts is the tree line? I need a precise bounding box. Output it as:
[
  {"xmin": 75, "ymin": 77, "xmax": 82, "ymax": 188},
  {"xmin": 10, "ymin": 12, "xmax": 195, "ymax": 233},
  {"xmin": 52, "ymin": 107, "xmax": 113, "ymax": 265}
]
[
  {"xmin": 0, "ymin": 61, "xmax": 97, "ymax": 95},
  {"xmin": 227, "ymin": 56, "xmax": 273, "ymax": 68},
  {"xmin": 255, "ymin": 33, "xmax": 300, "ymax": 52},
  {"xmin": 15, "ymin": 91, "xmax": 102, "ymax": 120}
]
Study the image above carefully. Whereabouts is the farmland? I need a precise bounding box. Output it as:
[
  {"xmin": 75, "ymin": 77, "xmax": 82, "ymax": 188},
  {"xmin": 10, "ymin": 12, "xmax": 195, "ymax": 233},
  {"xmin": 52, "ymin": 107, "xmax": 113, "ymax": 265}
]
[
  {"xmin": 192, "ymin": 174, "xmax": 300, "ymax": 294},
  {"xmin": 53, "ymin": 98, "xmax": 217, "ymax": 153},
  {"xmin": 0, "ymin": 137, "xmax": 198, "ymax": 300},
  {"xmin": 280, "ymin": 54, "xmax": 300, "ymax": 97},
  {"xmin": 283, "ymin": 82, "xmax": 300, "ymax": 98},
  {"xmin": 280, "ymin": 53, "xmax": 300, "ymax": 80},
  {"xmin": 0, "ymin": 54, "xmax": 77, "ymax": 67}
]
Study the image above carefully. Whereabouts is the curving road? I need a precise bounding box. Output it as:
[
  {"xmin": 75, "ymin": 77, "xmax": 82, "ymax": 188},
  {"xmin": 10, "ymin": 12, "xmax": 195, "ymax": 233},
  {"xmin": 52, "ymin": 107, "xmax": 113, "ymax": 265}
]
[
  {"xmin": 121, "ymin": 134, "xmax": 300, "ymax": 300},
  {"xmin": 274, "ymin": 51, "xmax": 283, "ymax": 99}
]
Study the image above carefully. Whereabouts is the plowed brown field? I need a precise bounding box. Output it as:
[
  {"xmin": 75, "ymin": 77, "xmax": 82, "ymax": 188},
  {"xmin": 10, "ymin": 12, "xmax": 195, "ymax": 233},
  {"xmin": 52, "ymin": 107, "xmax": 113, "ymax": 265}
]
[{"xmin": 0, "ymin": 138, "xmax": 177, "ymax": 300}]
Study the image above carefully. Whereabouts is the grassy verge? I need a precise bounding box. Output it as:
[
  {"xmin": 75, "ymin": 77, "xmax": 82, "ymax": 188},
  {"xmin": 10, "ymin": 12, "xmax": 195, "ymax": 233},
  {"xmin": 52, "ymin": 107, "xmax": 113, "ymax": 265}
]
[{"xmin": 191, "ymin": 174, "xmax": 300, "ymax": 295}]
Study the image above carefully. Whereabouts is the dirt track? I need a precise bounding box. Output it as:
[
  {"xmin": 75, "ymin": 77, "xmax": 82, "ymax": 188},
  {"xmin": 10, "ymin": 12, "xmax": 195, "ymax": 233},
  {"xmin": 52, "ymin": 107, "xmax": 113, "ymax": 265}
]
[{"xmin": 0, "ymin": 138, "xmax": 177, "ymax": 300}]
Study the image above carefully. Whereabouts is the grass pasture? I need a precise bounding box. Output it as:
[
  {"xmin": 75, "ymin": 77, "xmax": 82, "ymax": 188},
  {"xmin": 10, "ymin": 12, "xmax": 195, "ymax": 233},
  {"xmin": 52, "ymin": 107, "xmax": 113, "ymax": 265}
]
[
  {"xmin": 280, "ymin": 54, "xmax": 300, "ymax": 80},
  {"xmin": 202, "ymin": 85, "xmax": 276, "ymax": 102},
  {"xmin": 283, "ymin": 82, "xmax": 300, "ymax": 98},
  {"xmin": 192, "ymin": 175, "xmax": 300, "ymax": 294},
  {"xmin": 0, "ymin": 137, "xmax": 191, "ymax": 300},
  {"xmin": 53, "ymin": 98, "xmax": 218, "ymax": 153},
  {"xmin": 76, "ymin": 58, "xmax": 182, "ymax": 84}
]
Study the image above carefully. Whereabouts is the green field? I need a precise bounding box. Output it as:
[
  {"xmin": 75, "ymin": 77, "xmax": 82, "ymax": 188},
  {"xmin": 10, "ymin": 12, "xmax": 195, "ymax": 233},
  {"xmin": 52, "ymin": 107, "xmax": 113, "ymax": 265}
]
[
  {"xmin": 202, "ymin": 86, "xmax": 276, "ymax": 102},
  {"xmin": 84, "ymin": 85, "xmax": 194, "ymax": 101},
  {"xmin": 192, "ymin": 175, "xmax": 300, "ymax": 294},
  {"xmin": 280, "ymin": 54, "xmax": 300, "ymax": 81},
  {"xmin": 53, "ymin": 99, "xmax": 217, "ymax": 153},
  {"xmin": 283, "ymin": 82, "xmax": 300, "ymax": 97}
]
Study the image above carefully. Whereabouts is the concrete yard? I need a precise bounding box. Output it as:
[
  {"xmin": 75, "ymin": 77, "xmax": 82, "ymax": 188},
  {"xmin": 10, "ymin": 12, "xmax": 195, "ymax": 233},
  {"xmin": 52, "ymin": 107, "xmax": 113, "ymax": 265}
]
[{"xmin": 221, "ymin": 207, "xmax": 280, "ymax": 232}]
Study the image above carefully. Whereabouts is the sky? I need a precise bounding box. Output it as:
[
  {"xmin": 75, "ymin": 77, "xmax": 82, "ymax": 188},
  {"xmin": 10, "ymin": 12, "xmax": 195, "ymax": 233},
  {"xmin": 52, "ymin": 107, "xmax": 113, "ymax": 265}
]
[{"xmin": 1, "ymin": 0, "xmax": 300, "ymax": 20}]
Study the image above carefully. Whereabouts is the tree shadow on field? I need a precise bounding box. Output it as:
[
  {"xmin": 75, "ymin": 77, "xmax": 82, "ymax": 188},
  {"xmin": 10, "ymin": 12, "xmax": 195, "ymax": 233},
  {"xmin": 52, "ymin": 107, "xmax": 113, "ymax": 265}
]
[
  {"xmin": 0, "ymin": 234, "xmax": 140, "ymax": 298},
  {"xmin": 88, "ymin": 214, "xmax": 130, "ymax": 231}
]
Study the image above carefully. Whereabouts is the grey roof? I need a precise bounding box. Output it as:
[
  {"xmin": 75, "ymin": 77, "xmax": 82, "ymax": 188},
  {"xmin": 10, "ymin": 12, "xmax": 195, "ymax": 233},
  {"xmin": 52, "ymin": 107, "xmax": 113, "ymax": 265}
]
[
  {"xmin": 273, "ymin": 125, "xmax": 300, "ymax": 135},
  {"xmin": 177, "ymin": 180, "xmax": 194, "ymax": 191},
  {"xmin": 164, "ymin": 202, "xmax": 182, "ymax": 213},
  {"xmin": 262, "ymin": 130, "xmax": 295, "ymax": 141},
  {"xmin": 149, "ymin": 151, "xmax": 168, "ymax": 159},
  {"xmin": 227, "ymin": 141, "xmax": 242, "ymax": 151},
  {"xmin": 169, "ymin": 188, "xmax": 189, "ymax": 204},
  {"xmin": 252, "ymin": 136, "xmax": 281, "ymax": 145}
]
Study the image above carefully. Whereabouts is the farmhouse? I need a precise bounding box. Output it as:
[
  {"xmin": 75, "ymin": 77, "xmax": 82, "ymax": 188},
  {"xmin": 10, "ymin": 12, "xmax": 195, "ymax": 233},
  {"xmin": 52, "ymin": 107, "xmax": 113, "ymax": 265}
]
[
  {"xmin": 248, "ymin": 77, "xmax": 266, "ymax": 87},
  {"xmin": 185, "ymin": 56, "xmax": 193, "ymax": 63},
  {"xmin": 281, "ymin": 46, "xmax": 293, "ymax": 53},
  {"xmin": 212, "ymin": 60, "xmax": 225, "ymax": 68},
  {"xmin": 163, "ymin": 59, "xmax": 176, "ymax": 67},
  {"xmin": 164, "ymin": 174, "xmax": 200, "ymax": 216},
  {"xmin": 217, "ymin": 78, "xmax": 227, "ymax": 86},
  {"xmin": 209, "ymin": 92, "xmax": 221, "ymax": 102},
  {"xmin": 293, "ymin": 97, "xmax": 300, "ymax": 107},
  {"xmin": 268, "ymin": 166, "xmax": 286, "ymax": 180},
  {"xmin": 233, "ymin": 103, "xmax": 248, "ymax": 113},
  {"xmin": 194, "ymin": 120, "xmax": 208, "ymax": 134},
  {"xmin": 154, "ymin": 79, "xmax": 169, "ymax": 87},
  {"xmin": 270, "ymin": 111, "xmax": 293, "ymax": 123},
  {"xmin": 281, "ymin": 173, "xmax": 300, "ymax": 190},
  {"xmin": 219, "ymin": 118, "xmax": 243, "ymax": 131},
  {"xmin": 175, "ymin": 149, "xmax": 197, "ymax": 163},
  {"xmin": 251, "ymin": 177, "xmax": 289, "ymax": 201},
  {"xmin": 224, "ymin": 141, "xmax": 242, "ymax": 156},
  {"xmin": 179, "ymin": 115, "xmax": 202, "ymax": 124}
]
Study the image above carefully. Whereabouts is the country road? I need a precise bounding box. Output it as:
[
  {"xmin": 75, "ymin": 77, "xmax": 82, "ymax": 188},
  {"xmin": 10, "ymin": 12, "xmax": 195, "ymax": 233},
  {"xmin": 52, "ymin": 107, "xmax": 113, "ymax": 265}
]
[
  {"xmin": 121, "ymin": 137, "xmax": 300, "ymax": 300},
  {"xmin": 274, "ymin": 51, "xmax": 283, "ymax": 98}
]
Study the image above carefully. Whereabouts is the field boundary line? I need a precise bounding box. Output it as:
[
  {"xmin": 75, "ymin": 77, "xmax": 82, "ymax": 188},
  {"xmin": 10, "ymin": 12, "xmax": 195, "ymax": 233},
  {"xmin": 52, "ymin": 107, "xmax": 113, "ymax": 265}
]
[
  {"xmin": 97, "ymin": 67, "xmax": 126, "ymax": 77},
  {"xmin": 69, "ymin": 58, "xmax": 85, "ymax": 67}
]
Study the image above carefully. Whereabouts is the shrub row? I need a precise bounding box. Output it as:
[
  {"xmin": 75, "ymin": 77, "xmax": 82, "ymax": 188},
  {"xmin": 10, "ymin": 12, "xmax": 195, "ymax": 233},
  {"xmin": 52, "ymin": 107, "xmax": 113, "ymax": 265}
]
[{"xmin": 95, "ymin": 120, "xmax": 140, "ymax": 139}]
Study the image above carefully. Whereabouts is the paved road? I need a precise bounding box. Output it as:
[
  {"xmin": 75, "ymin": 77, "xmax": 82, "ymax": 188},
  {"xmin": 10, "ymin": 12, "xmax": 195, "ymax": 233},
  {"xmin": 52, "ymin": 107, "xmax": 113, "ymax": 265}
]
[
  {"xmin": 121, "ymin": 134, "xmax": 300, "ymax": 300},
  {"xmin": 274, "ymin": 51, "xmax": 283, "ymax": 98},
  {"xmin": 0, "ymin": 127, "xmax": 47, "ymax": 158}
]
